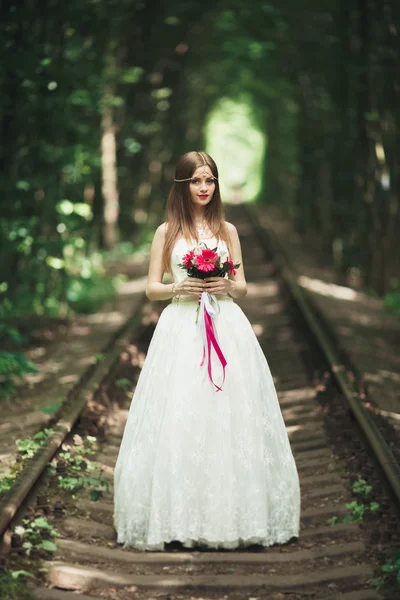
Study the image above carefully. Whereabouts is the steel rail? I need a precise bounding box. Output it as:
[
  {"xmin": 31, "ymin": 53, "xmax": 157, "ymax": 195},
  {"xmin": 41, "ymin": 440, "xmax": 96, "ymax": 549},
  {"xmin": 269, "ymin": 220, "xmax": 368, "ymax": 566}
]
[
  {"xmin": 0, "ymin": 292, "xmax": 147, "ymax": 539},
  {"xmin": 246, "ymin": 203, "xmax": 400, "ymax": 507}
]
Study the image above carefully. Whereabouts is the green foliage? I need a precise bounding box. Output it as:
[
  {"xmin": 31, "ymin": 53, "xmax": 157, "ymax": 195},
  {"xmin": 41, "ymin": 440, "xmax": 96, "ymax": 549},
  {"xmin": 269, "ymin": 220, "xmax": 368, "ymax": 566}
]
[
  {"xmin": 1, "ymin": 212, "xmax": 121, "ymax": 318},
  {"xmin": 327, "ymin": 516, "xmax": 338, "ymax": 525},
  {"xmin": 119, "ymin": 66, "xmax": 144, "ymax": 84},
  {"xmin": 16, "ymin": 429, "xmax": 53, "ymax": 460},
  {"xmin": 0, "ymin": 569, "xmax": 35, "ymax": 600},
  {"xmin": 384, "ymin": 291, "xmax": 400, "ymax": 319},
  {"xmin": 58, "ymin": 474, "xmax": 109, "ymax": 496},
  {"xmin": 0, "ymin": 468, "xmax": 20, "ymax": 494},
  {"xmin": 0, "ymin": 351, "xmax": 38, "ymax": 400},
  {"xmin": 54, "ymin": 435, "xmax": 110, "ymax": 500},
  {"xmin": 115, "ymin": 378, "xmax": 132, "ymax": 390},
  {"xmin": 14, "ymin": 517, "xmax": 59, "ymax": 557},
  {"xmin": 0, "ymin": 304, "xmax": 38, "ymax": 400},
  {"xmin": 369, "ymin": 549, "xmax": 400, "ymax": 589},
  {"xmin": 0, "ymin": 429, "xmax": 52, "ymax": 498},
  {"xmin": 345, "ymin": 499, "xmax": 380, "ymax": 522},
  {"xmin": 38, "ymin": 399, "xmax": 64, "ymax": 415},
  {"xmin": 101, "ymin": 234, "xmax": 153, "ymax": 264},
  {"xmin": 0, "ymin": 0, "xmax": 184, "ymax": 325},
  {"xmin": 352, "ymin": 479, "xmax": 372, "ymax": 495},
  {"xmin": 328, "ymin": 478, "xmax": 380, "ymax": 525},
  {"xmin": 67, "ymin": 273, "xmax": 119, "ymax": 314},
  {"xmin": 0, "ymin": 321, "xmax": 24, "ymax": 346}
]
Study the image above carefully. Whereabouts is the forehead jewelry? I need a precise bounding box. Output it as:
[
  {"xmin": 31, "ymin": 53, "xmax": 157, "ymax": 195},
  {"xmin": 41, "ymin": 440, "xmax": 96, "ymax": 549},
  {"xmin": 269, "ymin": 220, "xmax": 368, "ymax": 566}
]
[
  {"xmin": 174, "ymin": 152, "xmax": 218, "ymax": 182},
  {"xmin": 174, "ymin": 173, "xmax": 218, "ymax": 182},
  {"xmin": 174, "ymin": 169, "xmax": 218, "ymax": 183}
]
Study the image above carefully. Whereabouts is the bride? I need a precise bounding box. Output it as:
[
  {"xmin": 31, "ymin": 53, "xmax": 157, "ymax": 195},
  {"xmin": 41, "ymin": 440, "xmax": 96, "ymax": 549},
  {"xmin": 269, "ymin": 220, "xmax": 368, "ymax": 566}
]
[{"xmin": 113, "ymin": 150, "xmax": 301, "ymax": 551}]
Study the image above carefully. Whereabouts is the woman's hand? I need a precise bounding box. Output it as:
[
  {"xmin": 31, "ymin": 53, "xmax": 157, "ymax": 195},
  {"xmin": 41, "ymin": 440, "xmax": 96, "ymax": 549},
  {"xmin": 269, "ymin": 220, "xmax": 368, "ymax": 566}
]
[
  {"xmin": 203, "ymin": 276, "xmax": 234, "ymax": 295},
  {"xmin": 175, "ymin": 277, "xmax": 205, "ymax": 295}
]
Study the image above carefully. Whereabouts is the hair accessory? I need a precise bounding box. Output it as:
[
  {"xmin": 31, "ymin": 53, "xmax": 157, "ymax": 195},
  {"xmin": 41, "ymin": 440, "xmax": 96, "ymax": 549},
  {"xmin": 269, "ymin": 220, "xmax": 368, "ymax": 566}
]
[
  {"xmin": 198, "ymin": 151, "xmax": 207, "ymax": 165},
  {"xmin": 174, "ymin": 176, "xmax": 218, "ymax": 182},
  {"xmin": 174, "ymin": 173, "xmax": 218, "ymax": 183},
  {"xmin": 174, "ymin": 152, "xmax": 218, "ymax": 182}
]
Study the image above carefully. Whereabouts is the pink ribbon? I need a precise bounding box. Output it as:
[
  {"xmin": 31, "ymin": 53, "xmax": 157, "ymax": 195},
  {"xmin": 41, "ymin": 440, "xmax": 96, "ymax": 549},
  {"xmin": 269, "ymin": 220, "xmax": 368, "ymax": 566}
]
[{"xmin": 198, "ymin": 292, "xmax": 227, "ymax": 392}]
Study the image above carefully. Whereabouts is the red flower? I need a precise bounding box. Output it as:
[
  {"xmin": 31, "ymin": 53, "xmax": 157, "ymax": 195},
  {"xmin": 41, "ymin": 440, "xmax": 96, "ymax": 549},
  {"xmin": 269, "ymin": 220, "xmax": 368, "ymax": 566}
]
[
  {"xmin": 225, "ymin": 259, "xmax": 237, "ymax": 275},
  {"xmin": 196, "ymin": 248, "xmax": 218, "ymax": 272},
  {"xmin": 182, "ymin": 250, "xmax": 195, "ymax": 268}
]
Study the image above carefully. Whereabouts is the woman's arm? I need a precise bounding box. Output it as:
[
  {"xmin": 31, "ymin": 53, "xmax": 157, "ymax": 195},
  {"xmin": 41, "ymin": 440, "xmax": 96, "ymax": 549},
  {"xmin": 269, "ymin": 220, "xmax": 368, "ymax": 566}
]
[
  {"xmin": 226, "ymin": 222, "xmax": 247, "ymax": 299},
  {"xmin": 145, "ymin": 224, "xmax": 176, "ymax": 301},
  {"xmin": 145, "ymin": 224, "xmax": 204, "ymax": 301}
]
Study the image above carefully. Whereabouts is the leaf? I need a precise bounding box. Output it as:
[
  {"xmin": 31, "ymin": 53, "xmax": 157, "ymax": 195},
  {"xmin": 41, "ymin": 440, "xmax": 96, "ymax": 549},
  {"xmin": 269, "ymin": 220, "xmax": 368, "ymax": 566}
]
[
  {"xmin": 33, "ymin": 428, "xmax": 52, "ymax": 440},
  {"xmin": 38, "ymin": 540, "xmax": 57, "ymax": 552},
  {"xmin": 165, "ymin": 16, "xmax": 179, "ymax": 25},
  {"xmin": 16, "ymin": 180, "xmax": 31, "ymax": 191},
  {"xmin": 151, "ymin": 87, "xmax": 172, "ymax": 100},
  {"xmin": 11, "ymin": 570, "xmax": 34, "ymax": 579},
  {"xmin": 124, "ymin": 138, "xmax": 142, "ymax": 155},
  {"xmin": 69, "ymin": 89, "xmax": 91, "ymax": 106},
  {"xmin": 368, "ymin": 577, "xmax": 384, "ymax": 588},
  {"xmin": 89, "ymin": 489, "xmax": 103, "ymax": 501},
  {"xmin": 120, "ymin": 67, "xmax": 143, "ymax": 84},
  {"xmin": 115, "ymin": 378, "xmax": 132, "ymax": 389},
  {"xmin": 58, "ymin": 476, "xmax": 81, "ymax": 490},
  {"xmin": 14, "ymin": 525, "xmax": 26, "ymax": 536},
  {"xmin": 327, "ymin": 516, "xmax": 337, "ymax": 525},
  {"xmin": 33, "ymin": 517, "xmax": 52, "ymax": 529},
  {"xmin": 22, "ymin": 541, "xmax": 33, "ymax": 550},
  {"xmin": 364, "ymin": 111, "xmax": 380, "ymax": 122},
  {"xmin": 39, "ymin": 399, "xmax": 63, "ymax": 415},
  {"xmin": 381, "ymin": 563, "xmax": 395, "ymax": 573}
]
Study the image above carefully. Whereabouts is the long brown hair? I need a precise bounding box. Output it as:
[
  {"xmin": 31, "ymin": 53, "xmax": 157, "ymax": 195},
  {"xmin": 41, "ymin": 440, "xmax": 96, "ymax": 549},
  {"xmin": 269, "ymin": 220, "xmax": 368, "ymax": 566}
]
[{"xmin": 161, "ymin": 151, "xmax": 233, "ymax": 274}]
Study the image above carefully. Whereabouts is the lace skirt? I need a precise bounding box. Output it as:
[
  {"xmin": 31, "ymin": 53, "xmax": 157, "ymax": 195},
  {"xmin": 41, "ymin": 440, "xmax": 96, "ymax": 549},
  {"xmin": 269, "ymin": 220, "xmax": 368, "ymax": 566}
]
[{"xmin": 113, "ymin": 296, "xmax": 301, "ymax": 550}]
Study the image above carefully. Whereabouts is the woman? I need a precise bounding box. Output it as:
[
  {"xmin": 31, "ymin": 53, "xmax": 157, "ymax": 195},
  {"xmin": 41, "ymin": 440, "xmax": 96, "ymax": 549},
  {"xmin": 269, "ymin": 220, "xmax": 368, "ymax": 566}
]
[{"xmin": 113, "ymin": 151, "xmax": 300, "ymax": 551}]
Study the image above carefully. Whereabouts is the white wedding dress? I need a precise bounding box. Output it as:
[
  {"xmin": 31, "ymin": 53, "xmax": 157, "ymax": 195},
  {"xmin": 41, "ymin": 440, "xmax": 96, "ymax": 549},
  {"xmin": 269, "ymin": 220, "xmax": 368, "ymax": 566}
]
[{"xmin": 113, "ymin": 235, "xmax": 301, "ymax": 551}]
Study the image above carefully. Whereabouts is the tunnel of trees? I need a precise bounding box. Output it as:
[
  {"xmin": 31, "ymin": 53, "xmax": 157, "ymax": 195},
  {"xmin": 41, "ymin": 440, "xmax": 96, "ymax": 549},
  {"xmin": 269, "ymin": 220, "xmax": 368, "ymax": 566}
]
[{"xmin": 1, "ymin": 0, "xmax": 399, "ymax": 325}]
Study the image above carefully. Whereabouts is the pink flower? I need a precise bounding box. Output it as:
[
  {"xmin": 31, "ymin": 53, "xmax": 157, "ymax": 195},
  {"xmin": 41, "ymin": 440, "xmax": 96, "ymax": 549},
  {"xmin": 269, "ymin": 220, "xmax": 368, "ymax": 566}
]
[
  {"xmin": 182, "ymin": 250, "xmax": 195, "ymax": 268},
  {"xmin": 225, "ymin": 259, "xmax": 237, "ymax": 275},
  {"xmin": 196, "ymin": 248, "xmax": 218, "ymax": 272}
]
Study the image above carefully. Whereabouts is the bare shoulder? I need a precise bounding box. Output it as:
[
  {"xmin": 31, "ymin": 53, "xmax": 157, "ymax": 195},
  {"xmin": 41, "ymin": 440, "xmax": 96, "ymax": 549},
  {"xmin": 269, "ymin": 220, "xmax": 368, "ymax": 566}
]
[
  {"xmin": 224, "ymin": 221, "xmax": 239, "ymax": 237},
  {"xmin": 155, "ymin": 222, "xmax": 168, "ymax": 238}
]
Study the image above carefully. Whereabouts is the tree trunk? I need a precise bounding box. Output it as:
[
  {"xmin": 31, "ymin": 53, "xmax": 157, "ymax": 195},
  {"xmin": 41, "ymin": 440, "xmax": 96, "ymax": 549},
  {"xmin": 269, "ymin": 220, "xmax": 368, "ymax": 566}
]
[{"xmin": 101, "ymin": 73, "xmax": 119, "ymax": 250}]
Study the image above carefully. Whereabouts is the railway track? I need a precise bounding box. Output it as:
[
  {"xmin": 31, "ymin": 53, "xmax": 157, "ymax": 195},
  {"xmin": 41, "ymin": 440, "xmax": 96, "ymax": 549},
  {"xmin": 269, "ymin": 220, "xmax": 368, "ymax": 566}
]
[{"xmin": 1, "ymin": 204, "xmax": 399, "ymax": 600}]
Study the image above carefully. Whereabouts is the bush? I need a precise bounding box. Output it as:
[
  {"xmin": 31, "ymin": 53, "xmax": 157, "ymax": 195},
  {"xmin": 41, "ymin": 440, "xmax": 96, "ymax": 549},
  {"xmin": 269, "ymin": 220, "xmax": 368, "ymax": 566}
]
[
  {"xmin": 66, "ymin": 274, "xmax": 118, "ymax": 313},
  {"xmin": 0, "ymin": 569, "xmax": 35, "ymax": 600},
  {"xmin": 0, "ymin": 351, "xmax": 38, "ymax": 400},
  {"xmin": 384, "ymin": 291, "xmax": 400, "ymax": 319},
  {"xmin": 0, "ymin": 309, "xmax": 38, "ymax": 400}
]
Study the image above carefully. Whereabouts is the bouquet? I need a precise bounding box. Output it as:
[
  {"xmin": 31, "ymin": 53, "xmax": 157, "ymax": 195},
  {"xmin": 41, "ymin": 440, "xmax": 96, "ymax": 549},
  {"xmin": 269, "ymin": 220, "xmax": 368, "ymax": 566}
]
[
  {"xmin": 178, "ymin": 242, "xmax": 240, "ymax": 283},
  {"xmin": 177, "ymin": 242, "xmax": 241, "ymax": 392}
]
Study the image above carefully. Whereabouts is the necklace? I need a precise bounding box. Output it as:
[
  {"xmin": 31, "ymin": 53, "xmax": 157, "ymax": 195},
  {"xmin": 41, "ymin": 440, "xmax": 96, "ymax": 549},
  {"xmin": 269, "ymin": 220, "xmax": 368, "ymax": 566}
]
[{"xmin": 196, "ymin": 219, "xmax": 209, "ymax": 238}]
